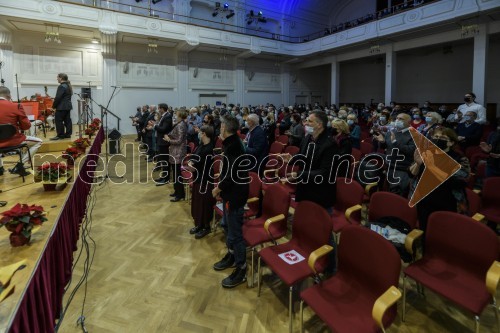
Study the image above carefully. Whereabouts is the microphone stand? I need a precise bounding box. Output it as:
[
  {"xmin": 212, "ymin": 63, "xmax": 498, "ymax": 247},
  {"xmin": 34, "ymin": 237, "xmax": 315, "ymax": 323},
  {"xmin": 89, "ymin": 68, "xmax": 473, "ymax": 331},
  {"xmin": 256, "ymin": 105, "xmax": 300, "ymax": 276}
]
[{"xmin": 98, "ymin": 86, "xmax": 121, "ymax": 181}]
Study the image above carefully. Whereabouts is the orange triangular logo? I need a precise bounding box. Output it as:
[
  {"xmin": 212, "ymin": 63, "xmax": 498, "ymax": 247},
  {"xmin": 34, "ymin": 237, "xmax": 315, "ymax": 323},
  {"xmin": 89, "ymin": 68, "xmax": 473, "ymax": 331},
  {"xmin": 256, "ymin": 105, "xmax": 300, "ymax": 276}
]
[{"xmin": 408, "ymin": 127, "xmax": 461, "ymax": 207}]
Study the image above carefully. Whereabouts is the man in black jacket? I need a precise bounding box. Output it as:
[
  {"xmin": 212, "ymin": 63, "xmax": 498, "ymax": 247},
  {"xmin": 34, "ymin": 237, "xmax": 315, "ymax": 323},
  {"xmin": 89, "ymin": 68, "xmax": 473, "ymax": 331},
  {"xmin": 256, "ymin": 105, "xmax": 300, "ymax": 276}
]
[
  {"xmin": 50, "ymin": 73, "xmax": 73, "ymax": 140},
  {"xmin": 212, "ymin": 115, "xmax": 250, "ymax": 288},
  {"xmin": 244, "ymin": 113, "xmax": 268, "ymax": 175},
  {"xmin": 153, "ymin": 103, "xmax": 173, "ymax": 185}
]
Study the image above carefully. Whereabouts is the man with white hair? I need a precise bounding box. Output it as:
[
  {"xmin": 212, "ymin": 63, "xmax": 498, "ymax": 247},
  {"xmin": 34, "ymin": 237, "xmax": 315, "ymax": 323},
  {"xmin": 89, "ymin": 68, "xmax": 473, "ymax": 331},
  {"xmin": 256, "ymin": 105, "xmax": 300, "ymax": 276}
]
[{"xmin": 244, "ymin": 113, "xmax": 268, "ymax": 175}]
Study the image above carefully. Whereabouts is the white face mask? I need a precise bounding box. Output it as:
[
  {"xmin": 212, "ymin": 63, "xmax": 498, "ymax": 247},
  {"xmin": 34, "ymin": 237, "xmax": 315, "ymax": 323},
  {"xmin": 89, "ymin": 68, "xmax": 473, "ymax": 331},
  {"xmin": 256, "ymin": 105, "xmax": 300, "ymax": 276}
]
[
  {"xmin": 395, "ymin": 120, "xmax": 404, "ymax": 129},
  {"xmin": 305, "ymin": 125, "xmax": 314, "ymax": 134}
]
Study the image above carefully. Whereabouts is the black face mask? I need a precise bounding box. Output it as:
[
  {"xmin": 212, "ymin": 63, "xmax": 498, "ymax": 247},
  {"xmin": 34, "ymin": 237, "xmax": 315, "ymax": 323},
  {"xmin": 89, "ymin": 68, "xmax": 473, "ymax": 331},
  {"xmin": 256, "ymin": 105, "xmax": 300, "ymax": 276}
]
[
  {"xmin": 331, "ymin": 128, "xmax": 338, "ymax": 136},
  {"xmin": 432, "ymin": 138, "xmax": 449, "ymax": 150},
  {"xmin": 464, "ymin": 97, "xmax": 472, "ymax": 103},
  {"xmin": 203, "ymin": 120, "xmax": 208, "ymax": 124}
]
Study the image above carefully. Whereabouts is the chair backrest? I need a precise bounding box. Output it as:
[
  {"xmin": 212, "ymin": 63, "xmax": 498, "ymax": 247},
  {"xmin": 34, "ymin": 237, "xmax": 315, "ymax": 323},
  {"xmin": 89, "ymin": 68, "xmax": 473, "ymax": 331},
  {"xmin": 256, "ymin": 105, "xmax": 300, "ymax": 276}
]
[
  {"xmin": 284, "ymin": 145, "xmax": 299, "ymax": 156},
  {"xmin": 269, "ymin": 141, "xmax": 285, "ymax": 155},
  {"xmin": 369, "ymin": 192, "xmax": 418, "ymax": 229},
  {"xmin": 426, "ymin": 211, "xmax": 499, "ymax": 277},
  {"xmin": 338, "ymin": 226, "xmax": 401, "ymax": 317},
  {"xmin": 276, "ymin": 135, "xmax": 288, "ymax": 145},
  {"xmin": 351, "ymin": 148, "xmax": 362, "ymax": 162},
  {"xmin": 465, "ymin": 188, "xmax": 481, "ymax": 216},
  {"xmin": 335, "ymin": 177, "xmax": 364, "ymax": 213},
  {"xmin": 482, "ymin": 177, "xmax": 500, "ymax": 209},
  {"xmin": 292, "ymin": 201, "xmax": 333, "ymax": 269},
  {"xmin": 0, "ymin": 124, "xmax": 17, "ymax": 141},
  {"xmin": 261, "ymin": 184, "xmax": 291, "ymax": 236},
  {"xmin": 360, "ymin": 140, "xmax": 373, "ymax": 156},
  {"xmin": 248, "ymin": 171, "xmax": 262, "ymax": 199}
]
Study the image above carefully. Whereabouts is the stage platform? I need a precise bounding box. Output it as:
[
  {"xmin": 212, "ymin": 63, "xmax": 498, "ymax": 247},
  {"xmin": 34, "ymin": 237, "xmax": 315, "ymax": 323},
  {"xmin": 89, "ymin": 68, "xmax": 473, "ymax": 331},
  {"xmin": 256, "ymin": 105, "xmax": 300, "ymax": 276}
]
[{"xmin": 0, "ymin": 127, "xmax": 105, "ymax": 333}]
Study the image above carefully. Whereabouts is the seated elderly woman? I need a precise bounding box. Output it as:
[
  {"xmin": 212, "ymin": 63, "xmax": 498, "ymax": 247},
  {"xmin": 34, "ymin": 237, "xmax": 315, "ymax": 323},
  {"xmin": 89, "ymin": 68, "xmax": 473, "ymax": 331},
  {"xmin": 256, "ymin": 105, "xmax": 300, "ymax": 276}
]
[{"xmin": 417, "ymin": 111, "xmax": 442, "ymax": 139}]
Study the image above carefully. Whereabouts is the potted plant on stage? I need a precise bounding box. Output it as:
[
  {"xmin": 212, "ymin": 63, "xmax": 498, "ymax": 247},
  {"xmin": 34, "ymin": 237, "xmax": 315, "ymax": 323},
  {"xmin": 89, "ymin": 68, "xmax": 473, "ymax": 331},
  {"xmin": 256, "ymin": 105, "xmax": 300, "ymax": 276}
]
[
  {"xmin": 62, "ymin": 147, "xmax": 81, "ymax": 166},
  {"xmin": 85, "ymin": 118, "xmax": 101, "ymax": 139},
  {"xmin": 34, "ymin": 162, "xmax": 69, "ymax": 191},
  {"xmin": 0, "ymin": 204, "xmax": 47, "ymax": 247},
  {"xmin": 71, "ymin": 137, "xmax": 91, "ymax": 153}
]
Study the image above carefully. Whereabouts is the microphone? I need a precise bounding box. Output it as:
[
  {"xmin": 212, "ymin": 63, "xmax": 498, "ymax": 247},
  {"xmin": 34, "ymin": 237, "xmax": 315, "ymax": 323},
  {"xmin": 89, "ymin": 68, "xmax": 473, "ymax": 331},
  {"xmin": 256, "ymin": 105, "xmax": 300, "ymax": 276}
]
[{"xmin": 111, "ymin": 85, "xmax": 122, "ymax": 88}]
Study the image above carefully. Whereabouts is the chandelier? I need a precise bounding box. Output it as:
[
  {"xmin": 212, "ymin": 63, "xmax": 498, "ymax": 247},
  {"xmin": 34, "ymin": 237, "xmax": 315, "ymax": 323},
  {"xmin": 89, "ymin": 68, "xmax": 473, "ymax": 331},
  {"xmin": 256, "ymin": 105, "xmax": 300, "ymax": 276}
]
[
  {"xmin": 147, "ymin": 38, "xmax": 158, "ymax": 54},
  {"xmin": 461, "ymin": 24, "xmax": 479, "ymax": 38},
  {"xmin": 369, "ymin": 44, "xmax": 380, "ymax": 54},
  {"xmin": 45, "ymin": 24, "xmax": 61, "ymax": 44}
]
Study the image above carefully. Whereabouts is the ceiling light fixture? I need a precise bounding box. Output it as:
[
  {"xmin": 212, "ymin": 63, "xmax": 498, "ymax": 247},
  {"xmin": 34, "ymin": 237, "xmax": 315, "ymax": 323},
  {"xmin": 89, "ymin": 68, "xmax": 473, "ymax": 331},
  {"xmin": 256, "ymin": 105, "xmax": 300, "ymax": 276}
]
[
  {"xmin": 246, "ymin": 9, "xmax": 266, "ymax": 25},
  {"xmin": 45, "ymin": 24, "xmax": 61, "ymax": 44},
  {"xmin": 212, "ymin": 2, "xmax": 234, "ymax": 19},
  {"xmin": 147, "ymin": 38, "xmax": 158, "ymax": 54},
  {"xmin": 91, "ymin": 37, "xmax": 100, "ymax": 44}
]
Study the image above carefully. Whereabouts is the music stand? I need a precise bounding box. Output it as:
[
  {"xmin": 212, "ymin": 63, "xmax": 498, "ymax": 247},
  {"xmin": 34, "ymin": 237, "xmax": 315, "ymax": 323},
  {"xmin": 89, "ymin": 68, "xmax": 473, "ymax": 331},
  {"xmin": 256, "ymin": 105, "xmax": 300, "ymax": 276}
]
[{"xmin": 98, "ymin": 86, "xmax": 121, "ymax": 181}]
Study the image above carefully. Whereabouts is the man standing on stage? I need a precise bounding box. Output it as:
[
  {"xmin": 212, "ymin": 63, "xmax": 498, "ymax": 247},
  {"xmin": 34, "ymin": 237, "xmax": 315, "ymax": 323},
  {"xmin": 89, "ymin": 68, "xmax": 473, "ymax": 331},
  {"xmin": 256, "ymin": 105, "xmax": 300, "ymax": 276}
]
[
  {"xmin": 0, "ymin": 87, "xmax": 42, "ymax": 176},
  {"xmin": 50, "ymin": 73, "xmax": 73, "ymax": 140}
]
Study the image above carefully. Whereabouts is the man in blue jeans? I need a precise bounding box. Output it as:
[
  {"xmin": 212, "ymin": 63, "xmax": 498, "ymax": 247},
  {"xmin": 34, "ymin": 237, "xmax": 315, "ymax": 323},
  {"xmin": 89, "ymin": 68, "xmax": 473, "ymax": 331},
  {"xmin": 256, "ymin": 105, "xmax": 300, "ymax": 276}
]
[{"xmin": 212, "ymin": 115, "xmax": 249, "ymax": 288}]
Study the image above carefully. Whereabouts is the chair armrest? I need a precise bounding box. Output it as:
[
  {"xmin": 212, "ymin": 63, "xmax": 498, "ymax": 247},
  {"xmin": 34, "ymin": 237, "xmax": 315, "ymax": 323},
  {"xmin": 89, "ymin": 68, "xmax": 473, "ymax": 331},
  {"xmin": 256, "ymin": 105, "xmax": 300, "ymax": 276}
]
[
  {"xmin": 214, "ymin": 173, "xmax": 220, "ymax": 178},
  {"xmin": 372, "ymin": 286, "xmax": 402, "ymax": 331},
  {"xmin": 264, "ymin": 214, "xmax": 286, "ymax": 236},
  {"xmin": 345, "ymin": 204, "xmax": 362, "ymax": 223},
  {"xmin": 472, "ymin": 213, "xmax": 485, "ymax": 222},
  {"xmin": 404, "ymin": 229, "xmax": 424, "ymax": 255},
  {"xmin": 486, "ymin": 261, "xmax": 500, "ymax": 297},
  {"xmin": 365, "ymin": 183, "xmax": 378, "ymax": 196},
  {"xmin": 263, "ymin": 168, "xmax": 279, "ymax": 178},
  {"xmin": 247, "ymin": 197, "xmax": 259, "ymax": 204},
  {"xmin": 213, "ymin": 148, "xmax": 222, "ymax": 154},
  {"xmin": 307, "ymin": 245, "xmax": 334, "ymax": 275},
  {"xmin": 473, "ymin": 189, "xmax": 481, "ymax": 194}
]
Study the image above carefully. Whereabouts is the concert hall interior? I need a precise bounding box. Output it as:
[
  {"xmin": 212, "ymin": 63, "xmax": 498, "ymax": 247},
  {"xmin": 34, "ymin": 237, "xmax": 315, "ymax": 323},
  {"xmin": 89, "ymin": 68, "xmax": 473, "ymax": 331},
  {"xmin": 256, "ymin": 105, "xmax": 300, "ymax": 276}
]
[{"xmin": 1, "ymin": 1, "xmax": 500, "ymax": 333}]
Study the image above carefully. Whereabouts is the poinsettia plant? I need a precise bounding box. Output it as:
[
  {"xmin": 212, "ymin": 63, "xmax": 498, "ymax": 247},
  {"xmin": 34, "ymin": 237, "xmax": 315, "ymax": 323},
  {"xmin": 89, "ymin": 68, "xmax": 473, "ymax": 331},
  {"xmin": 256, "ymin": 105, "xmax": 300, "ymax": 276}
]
[
  {"xmin": 71, "ymin": 137, "xmax": 90, "ymax": 149},
  {"xmin": 35, "ymin": 162, "xmax": 68, "ymax": 182},
  {"xmin": 0, "ymin": 204, "xmax": 47, "ymax": 238},
  {"xmin": 62, "ymin": 147, "xmax": 80, "ymax": 160}
]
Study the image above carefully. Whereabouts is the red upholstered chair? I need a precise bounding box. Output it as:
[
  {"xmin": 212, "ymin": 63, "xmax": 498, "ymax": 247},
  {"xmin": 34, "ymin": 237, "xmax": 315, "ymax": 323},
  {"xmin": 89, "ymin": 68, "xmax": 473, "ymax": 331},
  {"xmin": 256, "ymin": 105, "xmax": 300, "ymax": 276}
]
[
  {"xmin": 403, "ymin": 211, "xmax": 500, "ymax": 332},
  {"xmin": 331, "ymin": 177, "xmax": 364, "ymax": 242},
  {"xmin": 213, "ymin": 172, "xmax": 261, "ymax": 231},
  {"xmin": 257, "ymin": 201, "xmax": 333, "ymax": 333},
  {"xmin": 243, "ymin": 184, "xmax": 290, "ymax": 287},
  {"xmin": 276, "ymin": 134, "xmax": 289, "ymax": 145},
  {"xmin": 360, "ymin": 139, "xmax": 373, "ymax": 157},
  {"xmin": 368, "ymin": 191, "xmax": 418, "ymax": 230},
  {"xmin": 479, "ymin": 177, "xmax": 500, "ymax": 226},
  {"xmin": 300, "ymin": 225, "xmax": 402, "ymax": 333},
  {"xmin": 466, "ymin": 188, "xmax": 482, "ymax": 218}
]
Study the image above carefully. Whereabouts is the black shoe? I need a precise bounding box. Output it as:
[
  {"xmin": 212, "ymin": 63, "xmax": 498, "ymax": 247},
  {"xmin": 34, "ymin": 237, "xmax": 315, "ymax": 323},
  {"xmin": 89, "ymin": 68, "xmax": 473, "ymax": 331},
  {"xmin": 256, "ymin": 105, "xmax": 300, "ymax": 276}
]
[
  {"xmin": 190, "ymin": 226, "xmax": 201, "ymax": 235},
  {"xmin": 50, "ymin": 136, "xmax": 62, "ymax": 140},
  {"xmin": 221, "ymin": 266, "xmax": 247, "ymax": 288},
  {"xmin": 170, "ymin": 196, "xmax": 185, "ymax": 202},
  {"xmin": 213, "ymin": 252, "xmax": 235, "ymax": 271},
  {"xmin": 0, "ymin": 166, "xmax": 4, "ymax": 176},
  {"xmin": 169, "ymin": 193, "xmax": 177, "ymax": 197},
  {"xmin": 64, "ymin": 134, "xmax": 72, "ymax": 138},
  {"xmin": 195, "ymin": 227, "xmax": 211, "ymax": 239}
]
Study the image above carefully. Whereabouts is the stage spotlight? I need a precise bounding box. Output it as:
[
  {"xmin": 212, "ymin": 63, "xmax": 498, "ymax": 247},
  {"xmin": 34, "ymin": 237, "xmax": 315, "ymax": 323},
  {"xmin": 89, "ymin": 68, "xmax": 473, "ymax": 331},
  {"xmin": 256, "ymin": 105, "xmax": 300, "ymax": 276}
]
[
  {"xmin": 258, "ymin": 11, "xmax": 263, "ymax": 16},
  {"xmin": 226, "ymin": 11, "xmax": 235, "ymax": 19},
  {"xmin": 249, "ymin": 10, "xmax": 254, "ymax": 17},
  {"xmin": 212, "ymin": 11, "xmax": 219, "ymax": 17},
  {"xmin": 215, "ymin": 2, "xmax": 220, "ymax": 8},
  {"xmin": 152, "ymin": 0, "xmax": 162, "ymax": 3},
  {"xmin": 258, "ymin": 17, "xmax": 266, "ymax": 23},
  {"xmin": 247, "ymin": 19, "xmax": 253, "ymax": 25},
  {"xmin": 224, "ymin": 3, "xmax": 229, "ymax": 9},
  {"xmin": 135, "ymin": 0, "xmax": 142, "ymax": 2}
]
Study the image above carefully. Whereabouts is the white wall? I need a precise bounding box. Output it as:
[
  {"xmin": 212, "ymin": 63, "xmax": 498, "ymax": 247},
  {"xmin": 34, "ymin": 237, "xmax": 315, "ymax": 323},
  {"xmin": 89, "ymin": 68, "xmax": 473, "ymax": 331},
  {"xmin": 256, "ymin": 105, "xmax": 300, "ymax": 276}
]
[
  {"xmin": 487, "ymin": 34, "xmax": 500, "ymax": 117},
  {"xmin": 290, "ymin": 65, "xmax": 331, "ymax": 105},
  {"xmin": 339, "ymin": 57, "xmax": 385, "ymax": 104},
  {"xmin": 395, "ymin": 41, "xmax": 474, "ymax": 103}
]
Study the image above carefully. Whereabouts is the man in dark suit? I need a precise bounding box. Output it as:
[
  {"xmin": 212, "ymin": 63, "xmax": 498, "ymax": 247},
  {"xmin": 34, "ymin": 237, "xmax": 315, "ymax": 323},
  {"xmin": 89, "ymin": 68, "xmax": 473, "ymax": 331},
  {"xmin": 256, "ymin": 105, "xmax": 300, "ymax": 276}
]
[
  {"xmin": 283, "ymin": 110, "xmax": 338, "ymax": 210},
  {"xmin": 456, "ymin": 111, "xmax": 483, "ymax": 150},
  {"xmin": 244, "ymin": 113, "xmax": 268, "ymax": 175},
  {"xmin": 50, "ymin": 73, "xmax": 73, "ymax": 140},
  {"xmin": 212, "ymin": 115, "xmax": 250, "ymax": 288},
  {"xmin": 153, "ymin": 103, "xmax": 173, "ymax": 185}
]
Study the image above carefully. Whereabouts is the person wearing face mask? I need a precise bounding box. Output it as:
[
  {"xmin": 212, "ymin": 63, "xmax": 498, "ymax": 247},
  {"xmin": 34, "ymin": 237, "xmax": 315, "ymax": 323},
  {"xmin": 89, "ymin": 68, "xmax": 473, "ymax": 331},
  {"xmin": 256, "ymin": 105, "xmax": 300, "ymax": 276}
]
[
  {"xmin": 410, "ymin": 108, "xmax": 424, "ymax": 129},
  {"xmin": 437, "ymin": 104, "xmax": 450, "ymax": 119},
  {"xmin": 212, "ymin": 115, "xmax": 249, "ymax": 288},
  {"xmin": 480, "ymin": 121, "xmax": 500, "ymax": 178},
  {"xmin": 244, "ymin": 114, "xmax": 268, "ymax": 175},
  {"xmin": 347, "ymin": 114, "xmax": 361, "ymax": 149},
  {"xmin": 409, "ymin": 128, "xmax": 470, "ymax": 237},
  {"xmin": 458, "ymin": 92, "xmax": 487, "ymax": 125},
  {"xmin": 262, "ymin": 113, "xmax": 276, "ymax": 145},
  {"xmin": 281, "ymin": 111, "xmax": 339, "ymax": 209},
  {"xmin": 420, "ymin": 100, "xmax": 433, "ymax": 114},
  {"xmin": 445, "ymin": 109, "xmax": 462, "ymax": 129},
  {"xmin": 375, "ymin": 113, "xmax": 415, "ymax": 196},
  {"xmin": 185, "ymin": 125, "xmax": 215, "ymax": 239},
  {"xmin": 417, "ymin": 111, "xmax": 442, "ymax": 139},
  {"xmin": 331, "ymin": 119, "xmax": 352, "ymax": 178},
  {"xmin": 164, "ymin": 109, "xmax": 188, "ymax": 202},
  {"xmin": 456, "ymin": 111, "xmax": 483, "ymax": 151},
  {"xmin": 286, "ymin": 113, "xmax": 305, "ymax": 147}
]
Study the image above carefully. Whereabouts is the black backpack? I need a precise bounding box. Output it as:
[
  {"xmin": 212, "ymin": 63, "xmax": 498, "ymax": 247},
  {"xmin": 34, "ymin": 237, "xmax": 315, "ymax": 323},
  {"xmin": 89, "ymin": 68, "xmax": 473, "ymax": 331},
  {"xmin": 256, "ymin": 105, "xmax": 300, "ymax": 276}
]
[{"xmin": 369, "ymin": 216, "xmax": 412, "ymax": 263}]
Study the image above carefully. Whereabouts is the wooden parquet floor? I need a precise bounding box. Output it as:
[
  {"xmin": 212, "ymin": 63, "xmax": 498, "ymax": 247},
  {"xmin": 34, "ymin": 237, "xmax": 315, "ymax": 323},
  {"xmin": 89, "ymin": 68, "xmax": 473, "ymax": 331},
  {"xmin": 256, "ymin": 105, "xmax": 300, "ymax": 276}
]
[{"xmin": 57, "ymin": 137, "xmax": 498, "ymax": 333}]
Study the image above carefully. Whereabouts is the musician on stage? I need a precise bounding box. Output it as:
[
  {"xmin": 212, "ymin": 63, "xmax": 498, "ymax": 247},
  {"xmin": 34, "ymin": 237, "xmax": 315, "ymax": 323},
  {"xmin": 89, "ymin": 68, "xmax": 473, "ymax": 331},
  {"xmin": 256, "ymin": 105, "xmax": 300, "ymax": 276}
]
[
  {"xmin": 0, "ymin": 86, "xmax": 42, "ymax": 176},
  {"xmin": 50, "ymin": 73, "xmax": 73, "ymax": 140}
]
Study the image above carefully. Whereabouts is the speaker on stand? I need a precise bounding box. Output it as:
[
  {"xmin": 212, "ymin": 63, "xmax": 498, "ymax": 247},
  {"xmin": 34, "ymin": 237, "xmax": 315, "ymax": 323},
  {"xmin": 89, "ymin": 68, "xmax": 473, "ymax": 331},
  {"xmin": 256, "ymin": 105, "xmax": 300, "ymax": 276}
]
[{"xmin": 108, "ymin": 129, "xmax": 121, "ymax": 155}]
